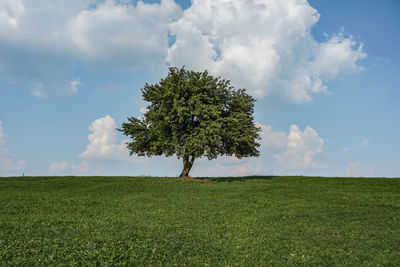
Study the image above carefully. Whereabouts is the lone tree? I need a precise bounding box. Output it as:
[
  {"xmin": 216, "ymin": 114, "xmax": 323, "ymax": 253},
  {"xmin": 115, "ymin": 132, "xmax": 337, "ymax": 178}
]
[{"xmin": 119, "ymin": 67, "xmax": 260, "ymax": 178}]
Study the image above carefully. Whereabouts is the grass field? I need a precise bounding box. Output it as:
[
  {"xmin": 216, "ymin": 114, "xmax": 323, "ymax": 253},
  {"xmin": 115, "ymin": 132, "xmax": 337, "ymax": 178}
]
[{"xmin": 0, "ymin": 176, "xmax": 399, "ymax": 266}]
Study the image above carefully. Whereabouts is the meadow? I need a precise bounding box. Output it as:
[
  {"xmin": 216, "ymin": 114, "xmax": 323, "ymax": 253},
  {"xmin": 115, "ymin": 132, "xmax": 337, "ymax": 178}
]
[{"xmin": 0, "ymin": 176, "xmax": 399, "ymax": 266}]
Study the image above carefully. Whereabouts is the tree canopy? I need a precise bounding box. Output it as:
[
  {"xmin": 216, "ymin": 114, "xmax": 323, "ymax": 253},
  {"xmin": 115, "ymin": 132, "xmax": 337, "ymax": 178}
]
[{"xmin": 119, "ymin": 67, "xmax": 260, "ymax": 177}]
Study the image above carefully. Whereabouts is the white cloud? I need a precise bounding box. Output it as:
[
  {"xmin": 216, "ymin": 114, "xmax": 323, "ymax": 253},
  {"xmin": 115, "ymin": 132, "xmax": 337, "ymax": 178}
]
[
  {"xmin": 49, "ymin": 161, "xmax": 68, "ymax": 173},
  {"xmin": 0, "ymin": 120, "xmax": 26, "ymax": 172},
  {"xmin": 0, "ymin": 0, "xmax": 24, "ymax": 29},
  {"xmin": 257, "ymin": 122, "xmax": 325, "ymax": 170},
  {"xmin": 79, "ymin": 115, "xmax": 130, "ymax": 161},
  {"xmin": 66, "ymin": 0, "xmax": 182, "ymax": 71},
  {"xmin": 275, "ymin": 125, "xmax": 324, "ymax": 169},
  {"xmin": 0, "ymin": 0, "xmax": 181, "ymax": 96},
  {"xmin": 167, "ymin": 0, "xmax": 366, "ymax": 102},
  {"xmin": 0, "ymin": 0, "xmax": 90, "ymax": 97},
  {"xmin": 1, "ymin": 0, "xmax": 365, "ymax": 101},
  {"xmin": 310, "ymin": 34, "xmax": 366, "ymax": 81},
  {"xmin": 64, "ymin": 114, "xmax": 150, "ymax": 175},
  {"xmin": 256, "ymin": 123, "xmax": 287, "ymax": 148}
]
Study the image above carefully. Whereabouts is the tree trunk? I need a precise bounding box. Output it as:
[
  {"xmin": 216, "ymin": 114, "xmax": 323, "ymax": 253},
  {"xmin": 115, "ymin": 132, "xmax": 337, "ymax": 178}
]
[{"xmin": 179, "ymin": 155, "xmax": 195, "ymax": 178}]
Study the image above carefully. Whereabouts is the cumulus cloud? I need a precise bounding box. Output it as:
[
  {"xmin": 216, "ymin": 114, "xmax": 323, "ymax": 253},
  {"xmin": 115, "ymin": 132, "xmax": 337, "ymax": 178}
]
[
  {"xmin": 274, "ymin": 125, "xmax": 324, "ymax": 169},
  {"xmin": 50, "ymin": 114, "xmax": 147, "ymax": 175},
  {"xmin": 1, "ymin": 0, "xmax": 365, "ymax": 101},
  {"xmin": 0, "ymin": 0, "xmax": 90, "ymax": 97},
  {"xmin": 168, "ymin": 0, "xmax": 366, "ymax": 102},
  {"xmin": 0, "ymin": 0, "xmax": 181, "ymax": 96},
  {"xmin": 256, "ymin": 123, "xmax": 287, "ymax": 148},
  {"xmin": 0, "ymin": 120, "xmax": 26, "ymax": 172},
  {"xmin": 257, "ymin": 122, "xmax": 324, "ymax": 169},
  {"xmin": 79, "ymin": 115, "xmax": 130, "ymax": 161},
  {"xmin": 66, "ymin": 0, "xmax": 182, "ymax": 72}
]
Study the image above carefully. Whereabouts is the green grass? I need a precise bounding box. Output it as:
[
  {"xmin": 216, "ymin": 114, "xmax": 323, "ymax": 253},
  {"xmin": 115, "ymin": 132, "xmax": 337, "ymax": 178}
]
[{"xmin": 1, "ymin": 176, "xmax": 399, "ymax": 266}]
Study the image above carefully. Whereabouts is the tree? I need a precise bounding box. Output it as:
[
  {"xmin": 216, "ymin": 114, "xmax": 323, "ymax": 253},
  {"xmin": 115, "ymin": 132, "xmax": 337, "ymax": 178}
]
[{"xmin": 119, "ymin": 67, "xmax": 260, "ymax": 178}]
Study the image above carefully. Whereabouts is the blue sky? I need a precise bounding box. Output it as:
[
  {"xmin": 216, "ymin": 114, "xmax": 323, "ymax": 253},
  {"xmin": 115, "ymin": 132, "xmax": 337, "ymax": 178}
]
[{"xmin": 0, "ymin": 0, "xmax": 399, "ymax": 177}]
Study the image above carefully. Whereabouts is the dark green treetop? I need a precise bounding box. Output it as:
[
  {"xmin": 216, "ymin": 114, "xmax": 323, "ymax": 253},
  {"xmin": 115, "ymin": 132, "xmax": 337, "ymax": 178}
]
[{"xmin": 119, "ymin": 67, "xmax": 260, "ymax": 177}]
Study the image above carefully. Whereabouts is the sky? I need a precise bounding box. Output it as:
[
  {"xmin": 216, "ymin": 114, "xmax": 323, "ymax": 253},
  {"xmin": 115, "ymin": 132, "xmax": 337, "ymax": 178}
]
[{"xmin": 0, "ymin": 0, "xmax": 399, "ymax": 177}]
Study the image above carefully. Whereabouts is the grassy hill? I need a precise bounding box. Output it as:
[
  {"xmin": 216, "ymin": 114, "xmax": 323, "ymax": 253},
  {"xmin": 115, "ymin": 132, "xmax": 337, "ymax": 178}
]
[{"xmin": 1, "ymin": 176, "xmax": 399, "ymax": 265}]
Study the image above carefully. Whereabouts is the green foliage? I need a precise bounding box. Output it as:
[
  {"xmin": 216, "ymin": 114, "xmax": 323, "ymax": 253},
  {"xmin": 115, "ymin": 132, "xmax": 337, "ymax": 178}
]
[
  {"xmin": 1, "ymin": 176, "xmax": 400, "ymax": 265},
  {"xmin": 119, "ymin": 67, "xmax": 260, "ymax": 176}
]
